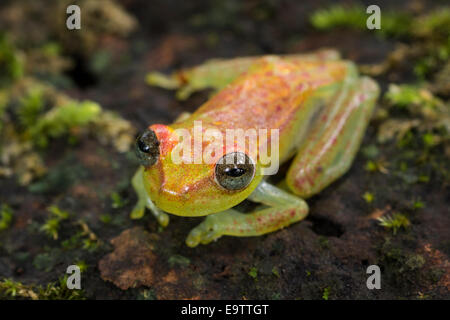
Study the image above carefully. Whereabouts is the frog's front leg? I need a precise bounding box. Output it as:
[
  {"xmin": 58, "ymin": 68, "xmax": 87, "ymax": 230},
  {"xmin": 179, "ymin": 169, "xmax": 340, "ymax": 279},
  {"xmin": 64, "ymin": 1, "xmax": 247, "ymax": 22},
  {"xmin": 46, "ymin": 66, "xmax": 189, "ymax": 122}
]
[
  {"xmin": 130, "ymin": 166, "xmax": 170, "ymax": 227},
  {"xmin": 185, "ymin": 181, "xmax": 308, "ymax": 247}
]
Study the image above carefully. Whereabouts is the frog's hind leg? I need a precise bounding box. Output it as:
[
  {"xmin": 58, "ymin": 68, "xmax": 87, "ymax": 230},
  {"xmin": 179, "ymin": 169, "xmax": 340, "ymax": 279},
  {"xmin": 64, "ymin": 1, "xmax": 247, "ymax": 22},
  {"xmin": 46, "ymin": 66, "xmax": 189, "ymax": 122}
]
[
  {"xmin": 286, "ymin": 76, "xmax": 379, "ymax": 198},
  {"xmin": 185, "ymin": 181, "xmax": 308, "ymax": 247}
]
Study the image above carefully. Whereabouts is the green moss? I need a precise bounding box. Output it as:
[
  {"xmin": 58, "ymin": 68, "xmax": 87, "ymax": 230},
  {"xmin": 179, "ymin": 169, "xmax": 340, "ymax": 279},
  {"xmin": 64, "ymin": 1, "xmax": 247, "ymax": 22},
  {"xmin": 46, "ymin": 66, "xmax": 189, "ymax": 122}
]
[
  {"xmin": 361, "ymin": 144, "xmax": 379, "ymax": 159},
  {"xmin": 411, "ymin": 200, "xmax": 425, "ymax": 210},
  {"xmin": 111, "ymin": 192, "xmax": 128, "ymax": 209},
  {"xmin": 29, "ymin": 159, "xmax": 88, "ymax": 194},
  {"xmin": 168, "ymin": 254, "xmax": 191, "ymax": 268},
  {"xmin": 75, "ymin": 260, "xmax": 88, "ymax": 273},
  {"xmin": 385, "ymin": 84, "xmax": 444, "ymax": 112},
  {"xmin": 271, "ymin": 292, "xmax": 281, "ymax": 300},
  {"xmin": 99, "ymin": 213, "xmax": 112, "ymax": 224},
  {"xmin": 271, "ymin": 266, "xmax": 280, "ymax": 278},
  {"xmin": 377, "ymin": 213, "xmax": 410, "ymax": 235},
  {"xmin": 0, "ymin": 204, "xmax": 13, "ymax": 231},
  {"xmin": 0, "ymin": 279, "xmax": 37, "ymax": 299},
  {"xmin": 310, "ymin": 5, "xmax": 448, "ymax": 40},
  {"xmin": 137, "ymin": 288, "xmax": 157, "ymax": 300},
  {"xmin": 364, "ymin": 160, "xmax": 389, "ymax": 174},
  {"xmin": 412, "ymin": 8, "xmax": 450, "ymax": 38},
  {"xmin": 318, "ymin": 236, "xmax": 330, "ymax": 249},
  {"xmin": 310, "ymin": 5, "xmax": 367, "ymax": 31},
  {"xmin": 61, "ymin": 225, "xmax": 100, "ymax": 252},
  {"xmin": 248, "ymin": 267, "xmax": 258, "ymax": 279},
  {"xmin": 365, "ymin": 160, "xmax": 378, "ymax": 172},
  {"xmin": 322, "ymin": 287, "xmax": 330, "ymax": 300},
  {"xmin": 17, "ymin": 88, "xmax": 45, "ymax": 128},
  {"xmin": 35, "ymin": 275, "xmax": 85, "ymax": 300},
  {"xmin": 40, "ymin": 206, "xmax": 69, "ymax": 240},
  {"xmin": 1, "ymin": 75, "xmax": 135, "ymax": 185},
  {"xmin": 0, "ymin": 34, "xmax": 23, "ymax": 86},
  {"xmin": 310, "ymin": 5, "xmax": 412, "ymax": 37},
  {"xmin": 82, "ymin": 238, "xmax": 99, "ymax": 251},
  {"xmin": 29, "ymin": 100, "xmax": 101, "ymax": 148},
  {"xmin": 404, "ymin": 254, "xmax": 425, "ymax": 271},
  {"xmin": 378, "ymin": 84, "xmax": 449, "ymax": 155},
  {"xmin": 61, "ymin": 232, "xmax": 84, "ymax": 250},
  {"xmin": 363, "ymin": 192, "xmax": 375, "ymax": 204},
  {"xmin": 0, "ymin": 90, "xmax": 9, "ymax": 133},
  {"xmin": 33, "ymin": 251, "xmax": 59, "ymax": 272}
]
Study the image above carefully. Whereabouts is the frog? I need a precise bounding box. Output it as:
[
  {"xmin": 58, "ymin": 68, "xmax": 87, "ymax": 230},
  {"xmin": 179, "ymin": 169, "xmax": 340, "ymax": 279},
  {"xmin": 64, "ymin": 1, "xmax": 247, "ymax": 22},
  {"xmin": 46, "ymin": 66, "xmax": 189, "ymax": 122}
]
[{"xmin": 131, "ymin": 49, "xmax": 379, "ymax": 247}]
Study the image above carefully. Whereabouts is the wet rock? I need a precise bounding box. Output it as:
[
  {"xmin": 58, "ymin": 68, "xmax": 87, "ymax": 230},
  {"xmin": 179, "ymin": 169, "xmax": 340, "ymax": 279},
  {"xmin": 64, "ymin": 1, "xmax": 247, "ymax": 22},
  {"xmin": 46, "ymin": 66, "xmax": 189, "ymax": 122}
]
[{"xmin": 99, "ymin": 227, "xmax": 159, "ymax": 290}]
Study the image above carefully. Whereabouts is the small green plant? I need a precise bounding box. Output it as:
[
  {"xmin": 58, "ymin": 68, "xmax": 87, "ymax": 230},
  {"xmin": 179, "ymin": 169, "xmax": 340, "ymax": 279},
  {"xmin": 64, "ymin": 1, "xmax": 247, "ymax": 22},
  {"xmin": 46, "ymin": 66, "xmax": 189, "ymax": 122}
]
[
  {"xmin": 377, "ymin": 213, "xmax": 411, "ymax": 235},
  {"xmin": 111, "ymin": 192, "xmax": 128, "ymax": 209},
  {"xmin": 0, "ymin": 204, "xmax": 13, "ymax": 231},
  {"xmin": 0, "ymin": 276, "xmax": 85, "ymax": 300},
  {"xmin": 412, "ymin": 8, "xmax": 450, "ymax": 38},
  {"xmin": 364, "ymin": 160, "xmax": 389, "ymax": 174},
  {"xmin": 82, "ymin": 238, "xmax": 99, "ymax": 251},
  {"xmin": 363, "ymin": 192, "xmax": 375, "ymax": 204},
  {"xmin": 412, "ymin": 200, "xmax": 425, "ymax": 210},
  {"xmin": 75, "ymin": 260, "xmax": 88, "ymax": 273},
  {"xmin": 378, "ymin": 83, "xmax": 449, "ymax": 156},
  {"xmin": 310, "ymin": 5, "xmax": 367, "ymax": 31},
  {"xmin": 248, "ymin": 267, "xmax": 258, "ymax": 279},
  {"xmin": 99, "ymin": 213, "xmax": 112, "ymax": 224},
  {"xmin": 0, "ymin": 34, "xmax": 23, "ymax": 86},
  {"xmin": 29, "ymin": 100, "xmax": 101, "ymax": 148},
  {"xmin": 168, "ymin": 254, "xmax": 191, "ymax": 268},
  {"xmin": 61, "ymin": 220, "xmax": 100, "ymax": 251},
  {"xmin": 37, "ymin": 275, "xmax": 86, "ymax": 300},
  {"xmin": 0, "ymin": 279, "xmax": 38, "ymax": 299},
  {"xmin": 40, "ymin": 206, "xmax": 69, "ymax": 240},
  {"xmin": 272, "ymin": 267, "xmax": 280, "ymax": 278},
  {"xmin": 17, "ymin": 89, "xmax": 45, "ymax": 128},
  {"xmin": 322, "ymin": 287, "xmax": 331, "ymax": 300},
  {"xmin": 310, "ymin": 5, "xmax": 412, "ymax": 37},
  {"xmin": 385, "ymin": 84, "xmax": 444, "ymax": 113}
]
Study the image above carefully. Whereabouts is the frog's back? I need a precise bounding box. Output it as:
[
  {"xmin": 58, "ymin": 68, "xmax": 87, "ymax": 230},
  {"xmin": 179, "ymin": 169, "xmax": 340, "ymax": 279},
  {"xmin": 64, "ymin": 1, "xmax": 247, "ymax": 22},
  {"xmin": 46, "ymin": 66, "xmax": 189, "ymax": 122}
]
[{"xmin": 175, "ymin": 56, "xmax": 352, "ymax": 161}]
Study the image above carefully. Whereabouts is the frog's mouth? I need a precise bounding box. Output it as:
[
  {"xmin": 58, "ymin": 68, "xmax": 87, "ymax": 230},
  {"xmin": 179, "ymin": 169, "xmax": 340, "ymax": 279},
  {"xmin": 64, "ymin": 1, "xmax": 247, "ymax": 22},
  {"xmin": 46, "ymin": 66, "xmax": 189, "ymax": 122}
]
[
  {"xmin": 149, "ymin": 181, "xmax": 250, "ymax": 217},
  {"xmin": 144, "ymin": 167, "xmax": 262, "ymax": 217}
]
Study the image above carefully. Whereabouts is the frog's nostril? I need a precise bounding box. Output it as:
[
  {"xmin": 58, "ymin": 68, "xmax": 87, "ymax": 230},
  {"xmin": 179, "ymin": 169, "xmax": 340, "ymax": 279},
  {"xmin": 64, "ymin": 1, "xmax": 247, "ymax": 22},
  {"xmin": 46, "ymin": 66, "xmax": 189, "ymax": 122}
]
[{"xmin": 136, "ymin": 129, "xmax": 160, "ymax": 167}]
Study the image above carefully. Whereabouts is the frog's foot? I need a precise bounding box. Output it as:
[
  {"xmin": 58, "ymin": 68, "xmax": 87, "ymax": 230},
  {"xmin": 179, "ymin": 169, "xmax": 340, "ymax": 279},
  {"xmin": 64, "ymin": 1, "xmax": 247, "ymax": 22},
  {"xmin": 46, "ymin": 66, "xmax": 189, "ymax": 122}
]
[
  {"xmin": 185, "ymin": 181, "xmax": 309, "ymax": 247},
  {"xmin": 146, "ymin": 72, "xmax": 182, "ymax": 90},
  {"xmin": 186, "ymin": 211, "xmax": 229, "ymax": 247},
  {"xmin": 131, "ymin": 166, "xmax": 170, "ymax": 227}
]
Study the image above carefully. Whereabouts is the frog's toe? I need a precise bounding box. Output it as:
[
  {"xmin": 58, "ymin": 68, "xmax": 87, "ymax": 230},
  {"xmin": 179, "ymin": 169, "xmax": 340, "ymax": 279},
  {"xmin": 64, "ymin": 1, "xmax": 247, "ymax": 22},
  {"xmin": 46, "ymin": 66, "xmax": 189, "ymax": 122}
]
[
  {"xmin": 130, "ymin": 203, "xmax": 145, "ymax": 219},
  {"xmin": 186, "ymin": 220, "xmax": 222, "ymax": 247},
  {"xmin": 186, "ymin": 228, "xmax": 202, "ymax": 247},
  {"xmin": 153, "ymin": 210, "xmax": 170, "ymax": 227}
]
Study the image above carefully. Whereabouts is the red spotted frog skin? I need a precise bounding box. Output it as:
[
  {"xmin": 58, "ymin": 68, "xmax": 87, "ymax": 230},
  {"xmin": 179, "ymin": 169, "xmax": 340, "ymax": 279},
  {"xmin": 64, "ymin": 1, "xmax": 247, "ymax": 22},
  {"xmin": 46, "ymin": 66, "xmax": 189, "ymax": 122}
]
[{"xmin": 131, "ymin": 50, "xmax": 379, "ymax": 247}]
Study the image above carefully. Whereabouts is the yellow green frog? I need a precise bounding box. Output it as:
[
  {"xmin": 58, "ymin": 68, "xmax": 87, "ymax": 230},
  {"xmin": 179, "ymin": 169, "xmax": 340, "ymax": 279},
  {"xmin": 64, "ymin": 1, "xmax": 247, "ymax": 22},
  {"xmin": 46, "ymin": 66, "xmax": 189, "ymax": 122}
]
[{"xmin": 131, "ymin": 49, "xmax": 379, "ymax": 247}]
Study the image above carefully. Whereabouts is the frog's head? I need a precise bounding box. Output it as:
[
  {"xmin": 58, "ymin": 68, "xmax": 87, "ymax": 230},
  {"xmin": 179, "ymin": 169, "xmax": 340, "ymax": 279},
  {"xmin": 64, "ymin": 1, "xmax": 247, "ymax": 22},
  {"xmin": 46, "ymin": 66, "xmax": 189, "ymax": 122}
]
[{"xmin": 135, "ymin": 124, "xmax": 263, "ymax": 216}]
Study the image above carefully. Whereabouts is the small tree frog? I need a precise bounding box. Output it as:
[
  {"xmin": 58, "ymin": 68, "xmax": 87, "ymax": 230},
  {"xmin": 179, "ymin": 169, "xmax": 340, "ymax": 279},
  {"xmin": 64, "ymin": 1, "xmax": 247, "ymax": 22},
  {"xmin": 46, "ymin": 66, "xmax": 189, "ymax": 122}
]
[{"xmin": 132, "ymin": 50, "xmax": 379, "ymax": 247}]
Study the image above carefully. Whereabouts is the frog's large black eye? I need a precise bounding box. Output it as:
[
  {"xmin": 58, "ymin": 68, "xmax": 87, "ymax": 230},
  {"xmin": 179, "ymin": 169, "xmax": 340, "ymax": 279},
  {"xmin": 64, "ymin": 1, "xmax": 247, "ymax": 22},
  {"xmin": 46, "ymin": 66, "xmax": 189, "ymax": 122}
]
[
  {"xmin": 135, "ymin": 129, "xmax": 160, "ymax": 167},
  {"xmin": 215, "ymin": 152, "xmax": 255, "ymax": 191}
]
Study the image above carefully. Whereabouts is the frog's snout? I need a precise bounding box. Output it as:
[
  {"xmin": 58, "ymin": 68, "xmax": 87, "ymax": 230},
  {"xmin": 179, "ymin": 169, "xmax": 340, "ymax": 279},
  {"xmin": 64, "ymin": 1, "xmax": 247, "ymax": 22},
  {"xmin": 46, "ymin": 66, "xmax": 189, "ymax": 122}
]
[{"xmin": 135, "ymin": 128, "xmax": 160, "ymax": 167}]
